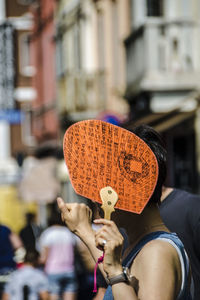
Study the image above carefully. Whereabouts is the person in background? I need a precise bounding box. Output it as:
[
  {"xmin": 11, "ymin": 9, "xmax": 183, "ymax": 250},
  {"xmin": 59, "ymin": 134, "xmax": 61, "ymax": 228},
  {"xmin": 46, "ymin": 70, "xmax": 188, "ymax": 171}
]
[
  {"xmin": 0, "ymin": 223, "xmax": 24, "ymax": 298},
  {"xmin": 39, "ymin": 211, "xmax": 78, "ymax": 300},
  {"xmin": 75, "ymin": 236, "xmax": 95, "ymax": 300},
  {"xmin": 2, "ymin": 249, "xmax": 49, "ymax": 300},
  {"xmin": 20, "ymin": 212, "xmax": 41, "ymax": 251},
  {"xmin": 57, "ymin": 124, "xmax": 192, "ymax": 300},
  {"xmin": 160, "ymin": 186, "xmax": 200, "ymax": 300}
]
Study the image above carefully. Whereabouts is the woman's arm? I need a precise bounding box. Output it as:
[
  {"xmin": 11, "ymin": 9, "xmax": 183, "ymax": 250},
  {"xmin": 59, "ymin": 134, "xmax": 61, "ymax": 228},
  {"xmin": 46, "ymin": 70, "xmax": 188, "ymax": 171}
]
[
  {"xmin": 57, "ymin": 197, "xmax": 123, "ymax": 284},
  {"xmin": 39, "ymin": 246, "xmax": 49, "ymax": 265},
  {"xmin": 130, "ymin": 240, "xmax": 181, "ymax": 300},
  {"xmin": 39, "ymin": 290, "xmax": 49, "ymax": 300},
  {"xmin": 9, "ymin": 232, "xmax": 23, "ymax": 249},
  {"xmin": 94, "ymin": 218, "xmax": 138, "ymax": 300},
  {"xmin": 93, "ymin": 219, "xmax": 181, "ymax": 300},
  {"xmin": 57, "ymin": 197, "xmax": 139, "ymax": 298},
  {"xmin": 2, "ymin": 293, "xmax": 9, "ymax": 300},
  {"xmin": 57, "ymin": 198, "xmax": 180, "ymax": 300},
  {"xmin": 57, "ymin": 198, "xmax": 104, "ymax": 266}
]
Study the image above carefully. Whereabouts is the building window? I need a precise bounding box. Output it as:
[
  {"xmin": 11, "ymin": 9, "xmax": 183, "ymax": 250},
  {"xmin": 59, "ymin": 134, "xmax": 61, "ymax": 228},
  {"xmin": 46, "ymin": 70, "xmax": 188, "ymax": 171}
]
[
  {"xmin": 170, "ymin": 38, "xmax": 182, "ymax": 72},
  {"xmin": 146, "ymin": 0, "xmax": 163, "ymax": 17},
  {"xmin": 158, "ymin": 40, "xmax": 166, "ymax": 71},
  {"xmin": 21, "ymin": 105, "xmax": 36, "ymax": 147},
  {"xmin": 56, "ymin": 20, "xmax": 82, "ymax": 77},
  {"xmin": 56, "ymin": 35, "xmax": 64, "ymax": 77},
  {"xmin": 111, "ymin": 1, "xmax": 119, "ymax": 86},
  {"xmin": 158, "ymin": 26, "xmax": 167, "ymax": 70},
  {"xmin": 97, "ymin": 11, "xmax": 105, "ymax": 70},
  {"xmin": 19, "ymin": 33, "xmax": 35, "ymax": 77}
]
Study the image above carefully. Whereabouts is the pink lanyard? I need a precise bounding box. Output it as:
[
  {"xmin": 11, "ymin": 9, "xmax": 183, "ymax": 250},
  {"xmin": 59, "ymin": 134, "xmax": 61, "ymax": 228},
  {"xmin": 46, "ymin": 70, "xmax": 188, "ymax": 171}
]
[{"xmin": 93, "ymin": 252, "xmax": 105, "ymax": 293}]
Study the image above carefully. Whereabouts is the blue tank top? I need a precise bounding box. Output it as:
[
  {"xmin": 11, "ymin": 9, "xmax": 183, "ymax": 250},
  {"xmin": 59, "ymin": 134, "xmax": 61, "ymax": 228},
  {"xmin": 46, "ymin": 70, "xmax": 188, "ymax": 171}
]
[{"xmin": 103, "ymin": 231, "xmax": 192, "ymax": 300}]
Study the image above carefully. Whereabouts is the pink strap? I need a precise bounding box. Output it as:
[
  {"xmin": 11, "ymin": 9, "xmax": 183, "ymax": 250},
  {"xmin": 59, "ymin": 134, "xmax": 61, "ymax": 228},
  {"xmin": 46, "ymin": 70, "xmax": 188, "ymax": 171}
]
[{"xmin": 93, "ymin": 252, "xmax": 105, "ymax": 293}]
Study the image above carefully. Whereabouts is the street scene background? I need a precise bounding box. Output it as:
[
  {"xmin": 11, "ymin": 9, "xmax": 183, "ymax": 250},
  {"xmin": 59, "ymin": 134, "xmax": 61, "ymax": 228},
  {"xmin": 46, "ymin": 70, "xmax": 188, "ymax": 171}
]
[{"xmin": 0, "ymin": 0, "xmax": 200, "ymax": 299}]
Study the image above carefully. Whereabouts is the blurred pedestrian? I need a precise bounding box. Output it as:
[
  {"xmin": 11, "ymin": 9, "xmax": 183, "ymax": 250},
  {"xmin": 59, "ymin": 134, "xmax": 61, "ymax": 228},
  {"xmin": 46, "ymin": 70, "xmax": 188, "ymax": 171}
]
[
  {"xmin": 75, "ymin": 238, "xmax": 95, "ymax": 300},
  {"xmin": 2, "ymin": 249, "xmax": 49, "ymax": 300},
  {"xmin": 19, "ymin": 212, "xmax": 41, "ymax": 251},
  {"xmin": 39, "ymin": 211, "xmax": 78, "ymax": 300},
  {"xmin": 0, "ymin": 223, "xmax": 23, "ymax": 298},
  {"xmin": 160, "ymin": 186, "xmax": 200, "ymax": 300}
]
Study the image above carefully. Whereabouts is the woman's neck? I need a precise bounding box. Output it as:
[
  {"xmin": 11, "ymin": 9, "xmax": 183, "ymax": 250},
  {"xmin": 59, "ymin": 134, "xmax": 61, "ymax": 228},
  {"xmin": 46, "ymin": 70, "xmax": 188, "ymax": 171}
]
[{"xmin": 119, "ymin": 203, "xmax": 169, "ymax": 251}]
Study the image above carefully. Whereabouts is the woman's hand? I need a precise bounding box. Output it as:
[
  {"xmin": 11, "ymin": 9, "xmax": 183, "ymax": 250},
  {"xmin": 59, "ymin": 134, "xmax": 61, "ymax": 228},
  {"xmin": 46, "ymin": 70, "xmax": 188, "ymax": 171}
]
[
  {"xmin": 94, "ymin": 218, "xmax": 124, "ymax": 278},
  {"xmin": 57, "ymin": 197, "xmax": 93, "ymax": 239}
]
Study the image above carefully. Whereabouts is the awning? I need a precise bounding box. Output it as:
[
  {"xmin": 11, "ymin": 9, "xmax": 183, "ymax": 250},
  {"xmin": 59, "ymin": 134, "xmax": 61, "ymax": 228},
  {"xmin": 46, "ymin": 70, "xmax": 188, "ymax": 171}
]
[
  {"xmin": 124, "ymin": 111, "xmax": 196, "ymax": 133},
  {"xmin": 124, "ymin": 90, "xmax": 200, "ymax": 133},
  {"xmin": 154, "ymin": 111, "xmax": 195, "ymax": 133}
]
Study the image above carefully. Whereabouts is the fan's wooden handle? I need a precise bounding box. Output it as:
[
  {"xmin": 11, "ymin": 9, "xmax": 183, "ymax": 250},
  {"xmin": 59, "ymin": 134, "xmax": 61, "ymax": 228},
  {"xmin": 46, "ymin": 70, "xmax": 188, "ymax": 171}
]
[{"xmin": 100, "ymin": 186, "xmax": 118, "ymax": 220}]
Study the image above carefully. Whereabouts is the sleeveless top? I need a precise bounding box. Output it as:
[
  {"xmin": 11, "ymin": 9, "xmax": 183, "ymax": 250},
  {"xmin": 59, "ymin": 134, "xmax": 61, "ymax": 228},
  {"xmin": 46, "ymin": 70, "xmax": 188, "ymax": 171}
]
[{"xmin": 103, "ymin": 231, "xmax": 192, "ymax": 300}]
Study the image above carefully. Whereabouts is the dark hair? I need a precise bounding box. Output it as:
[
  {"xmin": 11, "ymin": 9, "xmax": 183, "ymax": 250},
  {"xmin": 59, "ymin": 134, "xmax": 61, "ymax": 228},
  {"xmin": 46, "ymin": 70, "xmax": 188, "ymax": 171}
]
[
  {"xmin": 25, "ymin": 213, "xmax": 36, "ymax": 224},
  {"xmin": 24, "ymin": 249, "xmax": 39, "ymax": 265},
  {"xmin": 129, "ymin": 124, "xmax": 167, "ymax": 204},
  {"xmin": 48, "ymin": 211, "xmax": 64, "ymax": 226}
]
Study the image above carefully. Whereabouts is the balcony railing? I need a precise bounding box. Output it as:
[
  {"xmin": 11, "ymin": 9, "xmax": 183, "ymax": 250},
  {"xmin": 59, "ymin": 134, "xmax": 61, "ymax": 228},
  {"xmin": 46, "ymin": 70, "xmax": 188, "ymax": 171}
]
[
  {"xmin": 58, "ymin": 70, "xmax": 106, "ymax": 114},
  {"xmin": 125, "ymin": 19, "xmax": 200, "ymax": 96}
]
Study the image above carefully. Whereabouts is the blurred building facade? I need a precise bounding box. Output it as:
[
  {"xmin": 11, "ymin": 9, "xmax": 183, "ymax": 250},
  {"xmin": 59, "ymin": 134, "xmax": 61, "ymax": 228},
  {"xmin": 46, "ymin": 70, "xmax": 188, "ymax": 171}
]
[
  {"xmin": 2, "ymin": 0, "xmax": 200, "ymax": 231},
  {"xmin": 55, "ymin": 0, "xmax": 130, "ymax": 131},
  {"xmin": 28, "ymin": 0, "xmax": 132, "ymax": 204},
  {"xmin": 29, "ymin": 0, "xmax": 59, "ymax": 142},
  {"xmin": 125, "ymin": 0, "xmax": 200, "ymax": 192},
  {"xmin": 0, "ymin": 0, "xmax": 35, "ymax": 183},
  {"xmin": 0, "ymin": 0, "xmax": 37, "ymax": 232}
]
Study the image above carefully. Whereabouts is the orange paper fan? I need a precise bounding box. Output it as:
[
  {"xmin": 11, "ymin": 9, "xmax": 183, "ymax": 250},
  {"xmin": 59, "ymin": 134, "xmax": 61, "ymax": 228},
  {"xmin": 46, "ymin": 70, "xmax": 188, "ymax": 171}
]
[{"xmin": 63, "ymin": 120, "xmax": 158, "ymax": 214}]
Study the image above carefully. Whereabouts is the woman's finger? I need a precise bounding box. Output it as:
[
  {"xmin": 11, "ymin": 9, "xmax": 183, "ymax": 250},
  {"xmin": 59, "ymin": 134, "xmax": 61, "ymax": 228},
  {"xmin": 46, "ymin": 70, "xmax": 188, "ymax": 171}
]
[
  {"xmin": 94, "ymin": 218, "xmax": 114, "ymax": 226},
  {"xmin": 57, "ymin": 197, "xmax": 65, "ymax": 210}
]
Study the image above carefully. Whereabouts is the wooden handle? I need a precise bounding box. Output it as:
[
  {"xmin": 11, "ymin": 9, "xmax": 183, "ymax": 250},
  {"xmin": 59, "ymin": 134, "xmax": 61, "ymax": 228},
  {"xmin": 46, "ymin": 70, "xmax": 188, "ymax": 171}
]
[{"xmin": 100, "ymin": 186, "xmax": 118, "ymax": 220}]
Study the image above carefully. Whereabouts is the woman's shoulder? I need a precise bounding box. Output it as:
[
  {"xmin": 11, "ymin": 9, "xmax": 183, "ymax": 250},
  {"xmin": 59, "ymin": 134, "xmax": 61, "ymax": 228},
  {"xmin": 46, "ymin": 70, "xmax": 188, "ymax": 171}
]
[
  {"xmin": 130, "ymin": 232, "xmax": 189, "ymax": 299},
  {"xmin": 127, "ymin": 232, "xmax": 182, "ymax": 274},
  {"xmin": 137, "ymin": 235, "xmax": 181, "ymax": 264}
]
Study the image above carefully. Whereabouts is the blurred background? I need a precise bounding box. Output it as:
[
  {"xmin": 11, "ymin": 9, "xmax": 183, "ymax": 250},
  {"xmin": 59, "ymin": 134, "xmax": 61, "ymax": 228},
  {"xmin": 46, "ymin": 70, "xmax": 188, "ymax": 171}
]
[{"xmin": 0, "ymin": 0, "xmax": 200, "ymax": 232}]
